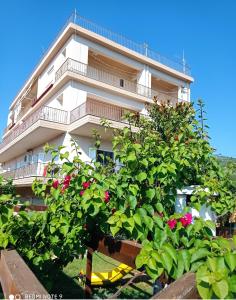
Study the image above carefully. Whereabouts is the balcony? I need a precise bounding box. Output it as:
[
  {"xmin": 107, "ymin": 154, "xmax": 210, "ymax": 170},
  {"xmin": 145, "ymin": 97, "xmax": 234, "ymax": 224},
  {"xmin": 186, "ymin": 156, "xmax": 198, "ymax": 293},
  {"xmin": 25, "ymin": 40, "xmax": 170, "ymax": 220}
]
[
  {"xmin": 70, "ymin": 98, "xmax": 132, "ymax": 124},
  {"xmin": 1, "ymin": 162, "xmax": 46, "ymax": 185},
  {"xmin": 55, "ymin": 58, "xmax": 179, "ymax": 106},
  {"xmin": 0, "ymin": 106, "xmax": 68, "ymax": 162},
  {"xmin": 1, "ymin": 106, "xmax": 68, "ymax": 150}
]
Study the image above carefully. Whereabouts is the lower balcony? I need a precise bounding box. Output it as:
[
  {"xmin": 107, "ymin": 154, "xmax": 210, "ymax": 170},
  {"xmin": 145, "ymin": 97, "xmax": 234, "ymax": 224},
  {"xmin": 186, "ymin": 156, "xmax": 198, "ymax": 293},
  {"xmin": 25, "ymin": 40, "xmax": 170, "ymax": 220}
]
[
  {"xmin": 1, "ymin": 162, "xmax": 46, "ymax": 186},
  {"xmin": 69, "ymin": 98, "xmax": 137, "ymax": 139}
]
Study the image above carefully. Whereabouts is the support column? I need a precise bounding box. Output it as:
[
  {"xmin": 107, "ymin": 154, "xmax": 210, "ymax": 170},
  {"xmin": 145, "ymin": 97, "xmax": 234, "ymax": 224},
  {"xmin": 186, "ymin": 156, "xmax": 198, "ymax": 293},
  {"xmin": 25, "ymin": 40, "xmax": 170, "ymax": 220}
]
[{"xmin": 137, "ymin": 65, "xmax": 151, "ymax": 97}]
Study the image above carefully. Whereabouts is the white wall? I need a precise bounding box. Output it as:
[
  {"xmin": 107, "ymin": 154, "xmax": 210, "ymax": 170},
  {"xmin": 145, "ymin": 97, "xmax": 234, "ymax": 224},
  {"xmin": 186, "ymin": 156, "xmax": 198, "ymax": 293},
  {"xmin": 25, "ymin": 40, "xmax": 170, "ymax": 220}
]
[
  {"xmin": 45, "ymin": 81, "xmax": 87, "ymax": 112},
  {"xmin": 37, "ymin": 35, "xmax": 89, "ymax": 98},
  {"xmin": 175, "ymin": 186, "xmax": 217, "ymax": 235}
]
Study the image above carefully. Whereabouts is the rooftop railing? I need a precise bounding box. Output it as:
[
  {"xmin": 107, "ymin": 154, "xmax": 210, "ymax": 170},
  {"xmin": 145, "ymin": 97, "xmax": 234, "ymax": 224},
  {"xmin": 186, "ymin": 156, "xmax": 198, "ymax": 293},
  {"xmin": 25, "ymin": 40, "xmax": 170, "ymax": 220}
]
[
  {"xmin": 55, "ymin": 58, "xmax": 179, "ymax": 105},
  {"xmin": 0, "ymin": 106, "xmax": 68, "ymax": 150},
  {"xmin": 71, "ymin": 13, "xmax": 190, "ymax": 75}
]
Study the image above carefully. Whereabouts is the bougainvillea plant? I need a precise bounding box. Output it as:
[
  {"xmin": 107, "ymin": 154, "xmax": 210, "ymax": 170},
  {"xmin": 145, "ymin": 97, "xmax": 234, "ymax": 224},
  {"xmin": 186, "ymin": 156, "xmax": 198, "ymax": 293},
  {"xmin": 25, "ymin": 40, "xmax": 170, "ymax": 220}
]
[{"xmin": 0, "ymin": 100, "xmax": 235, "ymax": 298}]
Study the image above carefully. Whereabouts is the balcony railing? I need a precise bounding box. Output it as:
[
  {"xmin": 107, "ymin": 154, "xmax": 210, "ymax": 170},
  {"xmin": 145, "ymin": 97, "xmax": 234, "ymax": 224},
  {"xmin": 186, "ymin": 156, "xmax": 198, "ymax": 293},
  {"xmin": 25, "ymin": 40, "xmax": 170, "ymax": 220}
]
[
  {"xmin": 55, "ymin": 58, "xmax": 179, "ymax": 106},
  {"xmin": 71, "ymin": 13, "xmax": 190, "ymax": 75},
  {"xmin": 70, "ymin": 98, "xmax": 133, "ymax": 124},
  {"xmin": 0, "ymin": 106, "xmax": 68, "ymax": 150},
  {"xmin": 1, "ymin": 162, "xmax": 46, "ymax": 180}
]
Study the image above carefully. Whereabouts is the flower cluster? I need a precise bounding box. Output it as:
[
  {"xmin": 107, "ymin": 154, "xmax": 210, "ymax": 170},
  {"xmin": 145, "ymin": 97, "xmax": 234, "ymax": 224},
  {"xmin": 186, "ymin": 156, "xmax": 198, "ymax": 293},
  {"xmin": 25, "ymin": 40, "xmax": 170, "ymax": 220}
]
[
  {"xmin": 167, "ymin": 213, "xmax": 193, "ymax": 230},
  {"xmin": 52, "ymin": 175, "xmax": 72, "ymax": 192}
]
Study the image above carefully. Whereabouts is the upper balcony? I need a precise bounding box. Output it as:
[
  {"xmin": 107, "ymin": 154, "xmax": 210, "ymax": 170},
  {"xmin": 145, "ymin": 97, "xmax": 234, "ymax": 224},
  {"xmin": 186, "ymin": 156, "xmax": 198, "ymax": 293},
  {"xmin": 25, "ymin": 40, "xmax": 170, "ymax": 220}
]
[{"xmin": 55, "ymin": 58, "xmax": 179, "ymax": 106}]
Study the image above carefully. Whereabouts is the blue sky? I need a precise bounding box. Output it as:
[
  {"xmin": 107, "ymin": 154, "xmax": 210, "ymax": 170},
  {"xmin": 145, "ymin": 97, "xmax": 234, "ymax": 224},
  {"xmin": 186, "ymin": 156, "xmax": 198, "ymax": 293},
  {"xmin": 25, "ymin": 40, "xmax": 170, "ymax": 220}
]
[{"xmin": 0, "ymin": 0, "xmax": 235, "ymax": 157}]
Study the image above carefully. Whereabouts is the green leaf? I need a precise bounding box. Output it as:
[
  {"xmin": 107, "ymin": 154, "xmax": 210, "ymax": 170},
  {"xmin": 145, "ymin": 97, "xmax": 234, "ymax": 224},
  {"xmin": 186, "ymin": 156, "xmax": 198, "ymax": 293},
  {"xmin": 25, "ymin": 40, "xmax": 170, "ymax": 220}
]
[
  {"xmin": 64, "ymin": 202, "xmax": 70, "ymax": 213},
  {"xmin": 175, "ymin": 252, "xmax": 185, "ymax": 279},
  {"xmin": 162, "ymin": 244, "xmax": 177, "ymax": 264},
  {"xmin": 212, "ymin": 279, "xmax": 228, "ymax": 299},
  {"xmin": 229, "ymin": 275, "xmax": 236, "ymax": 293},
  {"xmin": 160, "ymin": 252, "xmax": 173, "ymax": 273},
  {"xmin": 191, "ymin": 248, "xmax": 209, "ymax": 263},
  {"xmin": 136, "ymin": 172, "xmax": 147, "ymax": 182},
  {"xmin": 197, "ymin": 281, "xmax": 212, "ymax": 299},
  {"xmin": 110, "ymin": 225, "xmax": 120, "ymax": 236},
  {"xmin": 133, "ymin": 213, "xmax": 142, "ymax": 226},
  {"xmin": 146, "ymin": 188, "xmax": 155, "ymax": 200},
  {"xmin": 233, "ymin": 235, "xmax": 236, "ymax": 248},
  {"xmin": 60, "ymin": 225, "xmax": 69, "ymax": 236},
  {"xmin": 153, "ymin": 216, "xmax": 163, "ymax": 229},
  {"xmin": 148, "ymin": 257, "xmax": 157, "ymax": 270},
  {"xmin": 155, "ymin": 202, "xmax": 164, "ymax": 213},
  {"xmin": 225, "ymin": 253, "xmax": 236, "ymax": 272},
  {"xmin": 135, "ymin": 254, "xmax": 147, "ymax": 269}
]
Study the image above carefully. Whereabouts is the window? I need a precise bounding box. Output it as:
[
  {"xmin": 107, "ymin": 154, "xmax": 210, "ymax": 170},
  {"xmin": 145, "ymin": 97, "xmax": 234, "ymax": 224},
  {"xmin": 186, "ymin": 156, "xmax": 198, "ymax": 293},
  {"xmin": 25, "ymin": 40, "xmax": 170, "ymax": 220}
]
[
  {"xmin": 97, "ymin": 150, "xmax": 114, "ymax": 166},
  {"xmin": 120, "ymin": 79, "xmax": 124, "ymax": 87},
  {"xmin": 88, "ymin": 148, "xmax": 114, "ymax": 166}
]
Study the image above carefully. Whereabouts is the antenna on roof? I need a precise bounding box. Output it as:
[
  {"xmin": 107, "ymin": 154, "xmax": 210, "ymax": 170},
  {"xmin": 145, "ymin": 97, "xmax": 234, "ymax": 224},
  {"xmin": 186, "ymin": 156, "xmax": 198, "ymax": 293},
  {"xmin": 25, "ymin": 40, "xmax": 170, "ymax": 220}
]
[
  {"xmin": 74, "ymin": 8, "xmax": 77, "ymax": 22},
  {"xmin": 182, "ymin": 49, "xmax": 186, "ymax": 74}
]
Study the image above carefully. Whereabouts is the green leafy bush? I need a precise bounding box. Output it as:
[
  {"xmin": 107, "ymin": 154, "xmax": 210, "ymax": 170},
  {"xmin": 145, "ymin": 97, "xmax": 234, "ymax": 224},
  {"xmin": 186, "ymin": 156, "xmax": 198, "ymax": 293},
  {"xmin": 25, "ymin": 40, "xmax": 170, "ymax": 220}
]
[{"xmin": 0, "ymin": 100, "xmax": 235, "ymax": 298}]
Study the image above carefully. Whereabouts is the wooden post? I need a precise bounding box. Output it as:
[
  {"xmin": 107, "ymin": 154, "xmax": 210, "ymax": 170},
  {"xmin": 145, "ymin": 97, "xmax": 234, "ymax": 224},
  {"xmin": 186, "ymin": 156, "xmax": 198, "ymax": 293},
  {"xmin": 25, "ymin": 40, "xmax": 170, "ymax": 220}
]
[
  {"xmin": 85, "ymin": 247, "xmax": 93, "ymax": 298},
  {"xmin": 0, "ymin": 250, "xmax": 49, "ymax": 299}
]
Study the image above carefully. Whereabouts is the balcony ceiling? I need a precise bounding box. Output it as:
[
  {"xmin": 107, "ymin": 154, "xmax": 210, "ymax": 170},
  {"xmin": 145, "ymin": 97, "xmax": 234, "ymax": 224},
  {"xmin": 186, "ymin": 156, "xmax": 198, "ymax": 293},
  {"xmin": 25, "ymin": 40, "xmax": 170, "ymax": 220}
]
[{"xmin": 0, "ymin": 126, "xmax": 65, "ymax": 162}]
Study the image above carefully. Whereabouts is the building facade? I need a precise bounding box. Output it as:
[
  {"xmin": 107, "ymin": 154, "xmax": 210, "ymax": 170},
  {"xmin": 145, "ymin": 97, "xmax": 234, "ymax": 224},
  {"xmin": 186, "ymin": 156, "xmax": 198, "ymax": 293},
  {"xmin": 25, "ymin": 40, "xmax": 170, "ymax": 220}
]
[{"xmin": 0, "ymin": 13, "xmax": 194, "ymax": 199}]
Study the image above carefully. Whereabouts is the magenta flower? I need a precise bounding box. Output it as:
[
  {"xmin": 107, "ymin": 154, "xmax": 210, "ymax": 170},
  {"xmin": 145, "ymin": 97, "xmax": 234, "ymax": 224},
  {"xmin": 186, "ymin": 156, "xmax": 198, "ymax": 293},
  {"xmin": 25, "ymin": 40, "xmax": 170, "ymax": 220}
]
[
  {"xmin": 52, "ymin": 180, "xmax": 59, "ymax": 189},
  {"xmin": 82, "ymin": 181, "xmax": 91, "ymax": 189},
  {"xmin": 180, "ymin": 213, "xmax": 193, "ymax": 227},
  {"xmin": 167, "ymin": 219, "xmax": 177, "ymax": 230},
  {"xmin": 64, "ymin": 175, "xmax": 71, "ymax": 184},
  {"xmin": 104, "ymin": 191, "xmax": 110, "ymax": 203},
  {"xmin": 80, "ymin": 190, "xmax": 84, "ymax": 196}
]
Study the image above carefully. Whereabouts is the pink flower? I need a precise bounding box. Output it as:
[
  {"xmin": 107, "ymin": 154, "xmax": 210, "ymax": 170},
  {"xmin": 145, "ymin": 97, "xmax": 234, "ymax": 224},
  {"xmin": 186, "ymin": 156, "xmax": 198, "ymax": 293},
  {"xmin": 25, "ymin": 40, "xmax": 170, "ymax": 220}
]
[
  {"xmin": 167, "ymin": 219, "xmax": 177, "ymax": 230},
  {"xmin": 80, "ymin": 190, "xmax": 84, "ymax": 196},
  {"xmin": 180, "ymin": 217, "xmax": 188, "ymax": 227},
  {"xmin": 82, "ymin": 181, "xmax": 91, "ymax": 189},
  {"xmin": 52, "ymin": 180, "xmax": 59, "ymax": 189},
  {"xmin": 104, "ymin": 191, "xmax": 110, "ymax": 203},
  {"xmin": 180, "ymin": 213, "xmax": 193, "ymax": 227},
  {"xmin": 185, "ymin": 213, "xmax": 193, "ymax": 223},
  {"xmin": 64, "ymin": 175, "xmax": 71, "ymax": 184}
]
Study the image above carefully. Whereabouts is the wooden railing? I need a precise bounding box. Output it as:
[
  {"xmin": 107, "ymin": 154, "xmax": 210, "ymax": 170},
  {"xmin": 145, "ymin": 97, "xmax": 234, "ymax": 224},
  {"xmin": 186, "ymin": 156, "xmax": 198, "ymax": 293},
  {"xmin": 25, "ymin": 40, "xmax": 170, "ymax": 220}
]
[
  {"xmin": 0, "ymin": 106, "xmax": 68, "ymax": 150},
  {"xmin": 0, "ymin": 250, "xmax": 49, "ymax": 299}
]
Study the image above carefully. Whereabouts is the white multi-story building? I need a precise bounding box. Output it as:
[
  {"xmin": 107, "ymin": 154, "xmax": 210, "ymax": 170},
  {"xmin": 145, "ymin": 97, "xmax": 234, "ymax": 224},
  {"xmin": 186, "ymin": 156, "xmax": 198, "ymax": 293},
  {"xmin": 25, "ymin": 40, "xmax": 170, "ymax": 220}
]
[{"xmin": 0, "ymin": 13, "xmax": 193, "ymax": 198}]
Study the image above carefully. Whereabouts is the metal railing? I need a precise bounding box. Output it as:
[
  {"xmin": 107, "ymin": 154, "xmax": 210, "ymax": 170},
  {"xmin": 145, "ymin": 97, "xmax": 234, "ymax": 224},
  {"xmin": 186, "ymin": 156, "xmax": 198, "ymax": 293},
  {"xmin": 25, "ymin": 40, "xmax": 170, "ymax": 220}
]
[
  {"xmin": 70, "ymin": 98, "xmax": 132, "ymax": 124},
  {"xmin": 55, "ymin": 58, "xmax": 179, "ymax": 106},
  {"xmin": 72, "ymin": 13, "xmax": 191, "ymax": 75},
  {"xmin": 0, "ymin": 106, "xmax": 68, "ymax": 150},
  {"xmin": 1, "ymin": 162, "xmax": 46, "ymax": 180}
]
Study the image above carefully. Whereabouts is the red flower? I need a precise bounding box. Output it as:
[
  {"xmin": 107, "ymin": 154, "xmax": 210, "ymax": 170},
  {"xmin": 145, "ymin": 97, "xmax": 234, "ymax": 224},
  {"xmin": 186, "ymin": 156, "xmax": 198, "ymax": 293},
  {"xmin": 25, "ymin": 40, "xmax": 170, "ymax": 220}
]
[
  {"xmin": 180, "ymin": 213, "xmax": 192, "ymax": 227},
  {"xmin": 104, "ymin": 191, "xmax": 110, "ymax": 203},
  {"xmin": 64, "ymin": 175, "xmax": 71, "ymax": 184},
  {"xmin": 80, "ymin": 190, "xmax": 84, "ymax": 196},
  {"xmin": 167, "ymin": 219, "xmax": 177, "ymax": 230},
  {"xmin": 52, "ymin": 180, "xmax": 59, "ymax": 189},
  {"xmin": 82, "ymin": 181, "xmax": 91, "ymax": 189}
]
